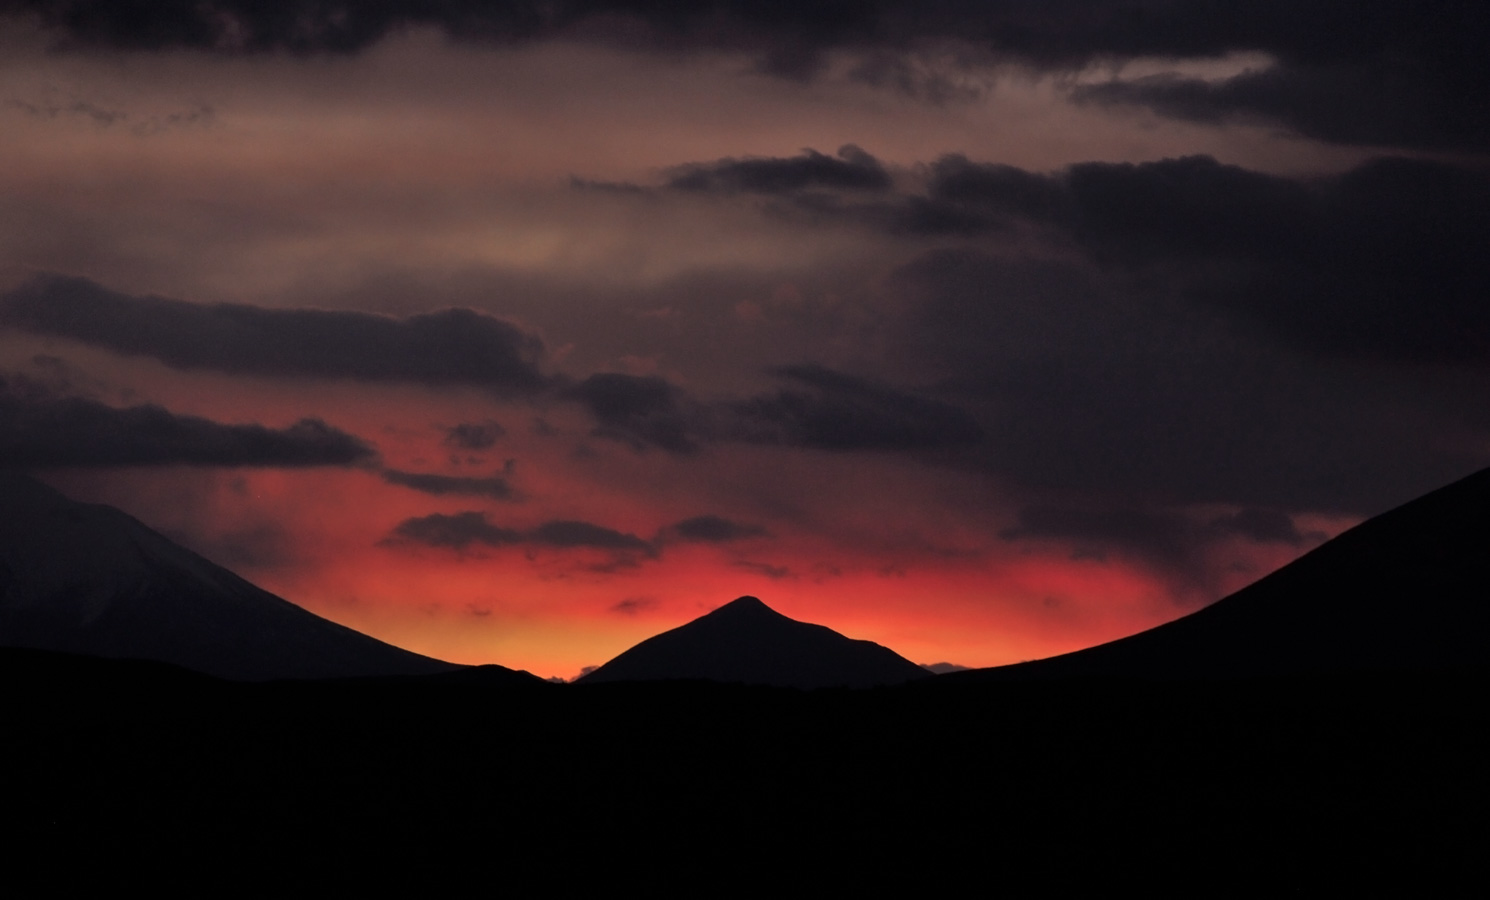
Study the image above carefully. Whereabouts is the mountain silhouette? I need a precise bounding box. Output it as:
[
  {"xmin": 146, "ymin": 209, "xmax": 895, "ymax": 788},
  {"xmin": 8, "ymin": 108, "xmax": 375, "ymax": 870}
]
[
  {"xmin": 961, "ymin": 467, "xmax": 1490, "ymax": 680},
  {"xmin": 578, "ymin": 595, "xmax": 930, "ymax": 688},
  {"xmin": 0, "ymin": 472, "xmax": 462, "ymax": 680}
]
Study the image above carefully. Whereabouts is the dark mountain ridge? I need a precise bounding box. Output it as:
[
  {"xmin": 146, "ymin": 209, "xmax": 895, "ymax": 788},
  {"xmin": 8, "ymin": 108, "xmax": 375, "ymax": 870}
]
[
  {"xmin": 0, "ymin": 472, "xmax": 463, "ymax": 681},
  {"xmin": 953, "ymin": 466, "xmax": 1490, "ymax": 681},
  {"xmin": 578, "ymin": 594, "xmax": 931, "ymax": 688}
]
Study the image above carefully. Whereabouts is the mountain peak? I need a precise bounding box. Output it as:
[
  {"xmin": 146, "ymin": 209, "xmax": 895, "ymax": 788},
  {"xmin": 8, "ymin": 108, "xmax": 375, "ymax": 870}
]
[
  {"xmin": 1, "ymin": 473, "xmax": 460, "ymax": 681},
  {"xmin": 705, "ymin": 595, "xmax": 778, "ymax": 618},
  {"xmin": 579, "ymin": 595, "xmax": 929, "ymax": 689}
]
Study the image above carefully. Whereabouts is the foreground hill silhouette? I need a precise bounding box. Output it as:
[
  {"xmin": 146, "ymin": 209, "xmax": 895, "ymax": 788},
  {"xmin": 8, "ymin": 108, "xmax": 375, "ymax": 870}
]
[
  {"xmin": 578, "ymin": 595, "xmax": 930, "ymax": 688},
  {"xmin": 4, "ymin": 473, "xmax": 1486, "ymax": 893},
  {"xmin": 0, "ymin": 472, "xmax": 463, "ymax": 680},
  {"xmin": 959, "ymin": 466, "xmax": 1490, "ymax": 681}
]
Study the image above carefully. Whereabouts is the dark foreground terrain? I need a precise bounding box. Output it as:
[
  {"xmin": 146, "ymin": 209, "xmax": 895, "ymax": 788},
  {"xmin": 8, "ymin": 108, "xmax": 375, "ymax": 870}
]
[{"xmin": 5, "ymin": 649, "xmax": 1483, "ymax": 894}]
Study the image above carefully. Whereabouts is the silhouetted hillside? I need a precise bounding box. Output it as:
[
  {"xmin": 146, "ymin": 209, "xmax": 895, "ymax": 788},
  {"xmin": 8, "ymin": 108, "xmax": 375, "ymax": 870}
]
[
  {"xmin": 953, "ymin": 466, "xmax": 1490, "ymax": 680},
  {"xmin": 0, "ymin": 472, "xmax": 463, "ymax": 680}
]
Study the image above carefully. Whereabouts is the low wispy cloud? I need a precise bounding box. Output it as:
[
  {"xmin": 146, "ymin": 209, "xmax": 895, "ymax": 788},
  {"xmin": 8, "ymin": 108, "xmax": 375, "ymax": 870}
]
[
  {"xmin": 0, "ymin": 275, "xmax": 552, "ymax": 395},
  {"xmin": 387, "ymin": 511, "xmax": 657, "ymax": 560},
  {"xmin": 664, "ymin": 515, "xmax": 768, "ymax": 543},
  {"xmin": 666, "ymin": 146, "xmax": 890, "ymax": 195},
  {"xmin": 566, "ymin": 365, "xmax": 983, "ymax": 456},
  {"xmin": 0, "ymin": 373, "xmax": 375, "ymax": 469},
  {"xmin": 443, "ymin": 420, "xmax": 506, "ymax": 450},
  {"xmin": 381, "ymin": 469, "xmax": 516, "ymax": 501}
]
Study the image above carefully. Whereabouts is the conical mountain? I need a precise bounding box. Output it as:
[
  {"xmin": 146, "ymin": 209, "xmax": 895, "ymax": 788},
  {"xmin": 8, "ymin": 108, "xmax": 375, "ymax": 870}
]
[
  {"xmin": 578, "ymin": 595, "xmax": 930, "ymax": 689},
  {"xmin": 0, "ymin": 472, "xmax": 462, "ymax": 681},
  {"xmin": 964, "ymin": 466, "xmax": 1490, "ymax": 681}
]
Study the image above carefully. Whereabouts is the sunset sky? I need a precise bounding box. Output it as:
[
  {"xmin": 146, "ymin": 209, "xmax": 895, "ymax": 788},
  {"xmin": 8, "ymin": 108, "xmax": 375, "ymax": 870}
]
[{"xmin": 2, "ymin": 1, "xmax": 1487, "ymax": 679}]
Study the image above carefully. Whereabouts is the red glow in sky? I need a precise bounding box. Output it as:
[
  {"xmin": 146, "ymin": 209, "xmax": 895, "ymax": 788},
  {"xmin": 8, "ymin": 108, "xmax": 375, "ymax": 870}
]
[{"xmin": 4, "ymin": 5, "xmax": 1485, "ymax": 678}]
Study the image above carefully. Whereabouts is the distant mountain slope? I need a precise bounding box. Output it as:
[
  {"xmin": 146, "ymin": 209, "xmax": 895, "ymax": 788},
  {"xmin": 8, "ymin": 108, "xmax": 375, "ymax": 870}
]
[
  {"xmin": 959, "ymin": 467, "xmax": 1490, "ymax": 681},
  {"xmin": 0, "ymin": 472, "xmax": 462, "ymax": 681},
  {"xmin": 579, "ymin": 595, "xmax": 930, "ymax": 689}
]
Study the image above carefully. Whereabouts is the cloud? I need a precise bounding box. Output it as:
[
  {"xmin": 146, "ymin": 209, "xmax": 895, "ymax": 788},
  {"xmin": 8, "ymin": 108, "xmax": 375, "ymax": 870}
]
[
  {"xmin": 734, "ymin": 560, "xmax": 793, "ymax": 580},
  {"xmin": 697, "ymin": 152, "xmax": 1489, "ymax": 368},
  {"xmin": 884, "ymin": 246, "xmax": 1490, "ymax": 515},
  {"xmin": 443, "ymin": 421, "xmax": 506, "ymax": 450},
  {"xmin": 565, "ymin": 366, "xmax": 983, "ymax": 456},
  {"xmin": 1071, "ymin": 43, "xmax": 1490, "ymax": 154},
  {"xmin": 387, "ymin": 511, "xmax": 522, "ymax": 549},
  {"xmin": 730, "ymin": 365, "xmax": 983, "ymax": 452},
  {"xmin": 1, "ymin": 0, "xmax": 882, "ymax": 57},
  {"xmin": 387, "ymin": 511, "xmax": 656, "ymax": 557},
  {"xmin": 666, "ymin": 145, "xmax": 891, "ymax": 195},
  {"xmin": 566, "ymin": 146, "xmax": 1489, "ymax": 512},
  {"xmin": 665, "ymin": 515, "xmax": 768, "ymax": 543},
  {"xmin": 0, "ymin": 373, "xmax": 375, "ymax": 469},
  {"xmin": 564, "ymin": 372, "xmax": 702, "ymax": 454},
  {"xmin": 528, "ymin": 520, "xmax": 654, "ymax": 554},
  {"xmin": 1059, "ymin": 156, "xmax": 1490, "ymax": 366},
  {"xmin": 8, "ymin": 2, "xmax": 1484, "ymax": 151},
  {"xmin": 0, "ymin": 275, "xmax": 550, "ymax": 394},
  {"xmin": 381, "ymin": 469, "xmax": 516, "ymax": 500},
  {"xmin": 924, "ymin": 154, "xmax": 1072, "ymax": 226},
  {"xmin": 611, "ymin": 596, "xmax": 657, "ymax": 615}
]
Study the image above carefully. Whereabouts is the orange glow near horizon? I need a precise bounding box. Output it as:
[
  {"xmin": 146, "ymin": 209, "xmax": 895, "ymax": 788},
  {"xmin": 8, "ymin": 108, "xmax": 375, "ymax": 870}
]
[{"xmin": 15, "ymin": 335, "xmax": 1344, "ymax": 682}]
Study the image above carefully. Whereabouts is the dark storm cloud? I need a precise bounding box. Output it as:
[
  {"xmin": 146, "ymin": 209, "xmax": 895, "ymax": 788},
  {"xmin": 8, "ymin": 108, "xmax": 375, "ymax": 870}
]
[
  {"xmin": 0, "ymin": 0, "xmax": 881, "ymax": 56},
  {"xmin": 0, "ymin": 373, "xmax": 375, "ymax": 468},
  {"xmin": 926, "ymin": 155, "xmax": 1071, "ymax": 224},
  {"xmin": 387, "ymin": 511, "xmax": 523, "ymax": 549},
  {"xmin": 387, "ymin": 510, "xmax": 656, "ymax": 556},
  {"xmin": 665, "ymin": 515, "xmax": 768, "ymax": 543},
  {"xmin": 564, "ymin": 372, "xmax": 701, "ymax": 454},
  {"xmin": 730, "ymin": 365, "xmax": 983, "ymax": 452},
  {"xmin": 0, "ymin": 274, "xmax": 550, "ymax": 394},
  {"xmin": 1072, "ymin": 42, "xmax": 1490, "ymax": 154},
  {"xmin": 565, "ymin": 144, "xmax": 1490, "ymax": 512},
  {"xmin": 381, "ymin": 469, "xmax": 516, "ymax": 500},
  {"xmin": 566, "ymin": 367, "xmax": 983, "ymax": 455},
  {"xmin": 886, "ymin": 245, "xmax": 1490, "ymax": 516},
  {"xmin": 8, "ymin": 2, "xmax": 1484, "ymax": 152},
  {"xmin": 763, "ymin": 153, "xmax": 1490, "ymax": 367},
  {"xmin": 582, "ymin": 146, "xmax": 914, "ymax": 232},
  {"xmin": 529, "ymin": 520, "xmax": 654, "ymax": 554},
  {"xmin": 443, "ymin": 421, "xmax": 506, "ymax": 450},
  {"xmin": 1060, "ymin": 156, "xmax": 1490, "ymax": 365},
  {"xmin": 666, "ymin": 146, "xmax": 890, "ymax": 195}
]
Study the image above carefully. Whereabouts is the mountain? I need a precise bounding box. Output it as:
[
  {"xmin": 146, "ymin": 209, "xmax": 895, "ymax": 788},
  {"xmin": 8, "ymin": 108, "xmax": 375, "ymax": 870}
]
[
  {"xmin": 0, "ymin": 472, "xmax": 462, "ymax": 681},
  {"xmin": 578, "ymin": 595, "xmax": 930, "ymax": 688},
  {"xmin": 958, "ymin": 467, "xmax": 1490, "ymax": 681}
]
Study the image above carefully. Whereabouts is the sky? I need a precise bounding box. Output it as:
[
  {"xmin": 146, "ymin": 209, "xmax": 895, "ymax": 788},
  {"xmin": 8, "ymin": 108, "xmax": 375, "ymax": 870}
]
[{"xmin": 1, "ymin": 1, "xmax": 1487, "ymax": 679}]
